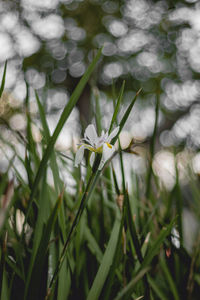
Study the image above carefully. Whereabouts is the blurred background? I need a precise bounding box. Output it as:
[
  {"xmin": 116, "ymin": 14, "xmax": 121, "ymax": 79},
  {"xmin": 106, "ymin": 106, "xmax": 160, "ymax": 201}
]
[{"xmin": 1, "ymin": 0, "xmax": 200, "ymax": 193}]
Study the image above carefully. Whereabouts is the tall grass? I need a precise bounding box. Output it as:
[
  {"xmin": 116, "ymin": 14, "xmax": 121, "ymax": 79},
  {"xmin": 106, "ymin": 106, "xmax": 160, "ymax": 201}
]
[{"xmin": 0, "ymin": 54, "xmax": 200, "ymax": 300}]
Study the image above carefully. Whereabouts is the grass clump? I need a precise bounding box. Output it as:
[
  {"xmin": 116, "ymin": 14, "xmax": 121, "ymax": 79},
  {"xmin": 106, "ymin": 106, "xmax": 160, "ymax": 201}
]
[{"xmin": 0, "ymin": 54, "xmax": 200, "ymax": 300}]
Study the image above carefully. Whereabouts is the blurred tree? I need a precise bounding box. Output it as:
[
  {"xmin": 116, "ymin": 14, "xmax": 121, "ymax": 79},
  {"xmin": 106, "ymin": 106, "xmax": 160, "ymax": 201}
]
[{"xmin": 1, "ymin": 0, "xmax": 200, "ymax": 149}]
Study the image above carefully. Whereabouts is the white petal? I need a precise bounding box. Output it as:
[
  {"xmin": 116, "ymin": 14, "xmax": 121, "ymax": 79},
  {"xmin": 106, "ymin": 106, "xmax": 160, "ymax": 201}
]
[
  {"xmin": 89, "ymin": 152, "xmax": 95, "ymax": 167},
  {"xmin": 108, "ymin": 126, "xmax": 120, "ymax": 143},
  {"xmin": 84, "ymin": 124, "xmax": 98, "ymax": 146},
  {"xmin": 98, "ymin": 143, "xmax": 115, "ymax": 170},
  {"xmin": 75, "ymin": 145, "xmax": 85, "ymax": 167}
]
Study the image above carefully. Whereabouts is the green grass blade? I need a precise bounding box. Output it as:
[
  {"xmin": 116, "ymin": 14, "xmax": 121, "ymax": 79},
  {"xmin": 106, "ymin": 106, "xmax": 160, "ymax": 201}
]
[
  {"xmin": 25, "ymin": 86, "xmax": 40, "ymax": 169},
  {"xmin": 114, "ymin": 267, "xmax": 150, "ymax": 300},
  {"xmin": 24, "ymin": 193, "xmax": 62, "ymax": 300},
  {"xmin": 47, "ymin": 170, "xmax": 101, "ymax": 297},
  {"xmin": 84, "ymin": 226, "xmax": 103, "ymax": 263},
  {"xmin": 93, "ymin": 87, "xmax": 102, "ymax": 135},
  {"xmin": 146, "ymin": 90, "xmax": 160, "ymax": 198},
  {"xmin": 100, "ymin": 198, "xmax": 127, "ymax": 300},
  {"xmin": 111, "ymin": 165, "xmax": 120, "ymax": 196},
  {"xmin": 148, "ymin": 276, "xmax": 169, "ymax": 300},
  {"xmin": 160, "ymin": 257, "xmax": 180, "ymax": 300},
  {"xmin": 86, "ymin": 214, "xmax": 122, "ymax": 300},
  {"xmin": 111, "ymin": 88, "xmax": 142, "ymax": 144},
  {"xmin": 0, "ymin": 61, "xmax": 7, "ymax": 98},
  {"xmin": 57, "ymin": 240, "xmax": 70, "ymax": 300},
  {"xmin": 35, "ymin": 90, "xmax": 50, "ymax": 140},
  {"xmin": 0, "ymin": 269, "xmax": 9, "ymax": 300},
  {"xmin": 35, "ymin": 90, "xmax": 62, "ymax": 193},
  {"xmin": 125, "ymin": 189, "xmax": 143, "ymax": 264},
  {"xmin": 5, "ymin": 256, "xmax": 24, "ymax": 280},
  {"xmin": 141, "ymin": 218, "xmax": 176, "ymax": 269},
  {"xmin": 125, "ymin": 188, "xmax": 151, "ymax": 299},
  {"xmin": 25, "ymin": 169, "xmax": 49, "ymax": 296},
  {"xmin": 109, "ymin": 80, "xmax": 125, "ymax": 134},
  {"xmin": 0, "ymin": 234, "xmax": 7, "ymax": 298},
  {"xmin": 23, "ymin": 47, "xmax": 102, "ymax": 229}
]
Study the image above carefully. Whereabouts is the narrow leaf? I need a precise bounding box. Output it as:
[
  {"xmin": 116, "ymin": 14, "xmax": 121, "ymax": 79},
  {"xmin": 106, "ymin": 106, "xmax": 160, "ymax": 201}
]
[
  {"xmin": 114, "ymin": 268, "xmax": 150, "ymax": 300},
  {"xmin": 23, "ymin": 47, "xmax": 102, "ymax": 230},
  {"xmin": 24, "ymin": 193, "xmax": 62, "ymax": 300},
  {"xmin": 87, "ymin": 215, "xmax": 122, "ymax": 300},
  {"xmin": 111, "ymin": 88, "xmax": 142, "ymax": 145},
  {"xmin": 109, "ymin": 80, "xmax": 125, "ymax": 134},
  {"xmin": 148, "ymin": 276, "xmax": 169, "ymax": 300},
  {"xmin": 160, "ymin": 257, "xmax": 180, "ymax": 300},
  {"xmin": 0, "ymin": 61, "xmax": 7, "ymax": 98},
  {"xmin": 141, "ymin": 218, "xmax": 176, "ymax": 269}
]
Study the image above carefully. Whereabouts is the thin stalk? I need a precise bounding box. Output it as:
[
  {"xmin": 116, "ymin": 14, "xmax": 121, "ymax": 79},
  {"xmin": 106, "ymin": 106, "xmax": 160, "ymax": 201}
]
[
  {"xmin": 46, "ymin": 168, "xmax": 101, "ymax": 299},
  {"xmin": 21, "ymin": 47, "xmax": 102, "ymax": 237},
  {"xmin": 118, "ymin": 141, "xmax": 151, "ymax": 299},
  {"xmin": 146, "ymin": 87, "xmax": 160, "ymax": 198}
]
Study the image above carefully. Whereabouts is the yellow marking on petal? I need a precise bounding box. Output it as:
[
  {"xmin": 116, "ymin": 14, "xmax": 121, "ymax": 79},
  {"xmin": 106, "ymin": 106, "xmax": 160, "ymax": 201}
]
[
  {"xmin": 106, "ymin": 142, "xmax": 112, "ymax": 149},
  {"xmin": 96, "ymin": 146, "xmax": 103, "ymax": 153}
]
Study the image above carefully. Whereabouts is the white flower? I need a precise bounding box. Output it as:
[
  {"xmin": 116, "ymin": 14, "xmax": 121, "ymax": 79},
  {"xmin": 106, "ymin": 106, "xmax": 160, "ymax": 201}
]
[{"xmin": 75, "ymin": 124, "xmax": 119, "ymax": 170}]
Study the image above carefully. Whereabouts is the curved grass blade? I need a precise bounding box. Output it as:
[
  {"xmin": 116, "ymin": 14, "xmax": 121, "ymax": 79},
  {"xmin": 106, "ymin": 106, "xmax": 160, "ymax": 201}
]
[
  {"xmin": 23, "ymin": 47, "xmax": 102, "ymax": 230},
  {"xmin": 140, "ymin": 218, "xmax": 176, "ymax": 270},
  {"xmin": 84, "ymin": 226, "xmax": 103, "ymax": 263},
  {"xmin": 0, "ymin": 61, "xmax": 7, "ymax": 98},
  {"xmin": 0, "ymin": 269, "xmax": 9, "ymax": 300},
  {"xmin": 100, "ymin": 194, "xmax": 127, "ymax": 300},
  {"xmin": 35, "ymin": 91, "xmax": 62, "ymax": 193},
  {"xmin": 46, "ymin": 170, "xmax": 101, "ymax": 298},
  {"xmin": 114, "ymin": 267, "xmax": 150, "ymax": 300},
  {"xmin": 124, "ymin": 186, "xmax": 151, "ymax": 299},
  {"xmin": 86, "ymin": 214, "xmax": 122, "ymax": 300},
  {"xmin": 93, "ymin": 87, "xmax": 102, "ymax": 135},
  {"xmin": 24, "ymin": 193, "xmax": 62, "ymax": 300},
  {"xmin": 147, "ymin": 276, "xmax": 168, "ymax": 300},
  {"xmin": 0, "ymin": 233, "xmax": 7, "ymax": 299},
  {"xmin": 146, "ymin": 89, "xmax": 160, "ymax": 198},
  {"xmin": 109, "ymin": 80, "xmax": 125, "ymax": 134},
  {"xmin": 111, "ymin": 88, "xmax": 142, "ymax": 145},
  {"xmin": 160, "ymin": 257, "xmax": 180, "ymax": 300}
]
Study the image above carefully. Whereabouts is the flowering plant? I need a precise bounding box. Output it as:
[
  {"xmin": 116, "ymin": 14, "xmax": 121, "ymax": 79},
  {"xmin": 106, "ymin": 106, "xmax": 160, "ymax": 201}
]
[{"xmin": 75, "ymin": 124, "xmax": 119, "ymax": 170}]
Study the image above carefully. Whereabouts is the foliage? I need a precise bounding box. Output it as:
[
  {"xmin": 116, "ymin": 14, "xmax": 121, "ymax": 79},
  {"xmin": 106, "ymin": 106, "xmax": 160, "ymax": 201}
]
[{"xmin": 1, "ymin": 53, "xmax": 200, "ymax": 300}]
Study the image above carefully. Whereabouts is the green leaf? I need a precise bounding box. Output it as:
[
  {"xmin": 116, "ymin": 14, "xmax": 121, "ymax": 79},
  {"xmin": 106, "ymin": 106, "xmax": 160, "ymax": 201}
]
[
  {"xmin": 35, "ymin": 91, "xmax": 62, "ymax": 193},
  {"xmin": 160, "ymin": 257, "xmax": 180, "ymax": 300},
  {"xmin": 148, "ymin": 276, "xmax": 169, "ymax": 300},
  {"xmin": 125, "ymin": 189, "xmax": 143, "ymax": 264},
  {"xmin": 84, "ymin": 226, "xmax": 103, "ymax": 263},
  {"xmin": 25, "ymin": 86, "xmax": 40, "ymax": 169},
  {"xmin": 35, "ymin": 91, "xmax": 50, "ymax": 141},
  {"xmin": 93, "ymin": 87, "xmax": 102, "ymax": 135},
  {"xmin": 47, "ymin": 170, "xmax": 101, "ymax": 296},
  {"xmin": 146, "ymin": 90, "xmax": 160, "ymax": 198},
  {"xmin": 86, "ymin": 214, "xmax": 122, "ymax": 300},
  {"xmin": 0, "ymin": 61, "xmax": 7, "ymax": 98},
  {"xmin": 24, "ymin": 193, "xmax": 62, "ymax": 300},
  {"xmin": 141, "ymin": 218, "xmax": 176, "ymax": 269},
  {"xmin": 114, "ymin": 267, "xmax": 150, "ymax": 300},
  {"xmin": 111, "ymin": 165, "xmax": 120, "ymax": 196},
  {"xmin": 23, "ymin": 47, "xmax": 102, "ymax": 229},
  {"xmin": 0, "ymin": 269, "xmax": 9, "ymax": 300},
  {"xmin": 57, "ymin": 240, "xmax": 71, "ymax": 300},
  {"xmin": 111, "ymin": 88, "xmax": 142, "ymax": 145},
  {"xmin": 109, "ymin": 80, "xmax": 125, "ymax": 134}
]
